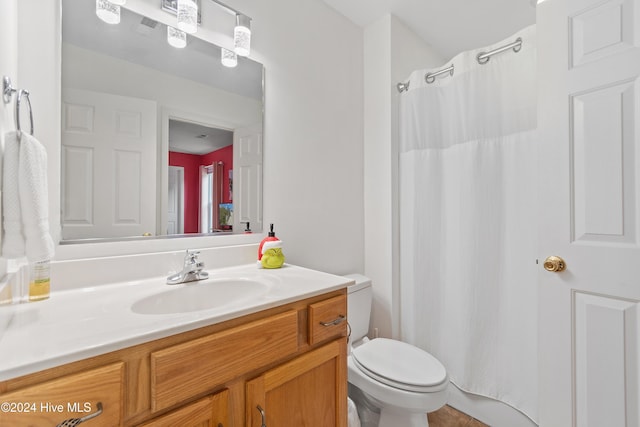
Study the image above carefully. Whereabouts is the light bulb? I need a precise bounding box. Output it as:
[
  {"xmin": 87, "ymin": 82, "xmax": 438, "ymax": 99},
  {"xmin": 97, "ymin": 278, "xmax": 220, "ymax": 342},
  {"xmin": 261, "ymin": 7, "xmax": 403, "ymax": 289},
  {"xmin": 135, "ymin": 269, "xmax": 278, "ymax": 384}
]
[
  {"xmin": 221, "ymin": 48, "xmax": 238, "ymax": 68},
  {"xmin": 177, "ymin": 0, "xmax": 198, "ymax": 34},
  {"xmin": 167, "ymin": 26, "xmax": 187, "ymax": 48},
  {"xmin": 234, "ymin": 14, "xmax": 251, "ymax": 57},
  {"xmin": 96, "ymin": 0, "xmax": 120, "ymax": 25}
]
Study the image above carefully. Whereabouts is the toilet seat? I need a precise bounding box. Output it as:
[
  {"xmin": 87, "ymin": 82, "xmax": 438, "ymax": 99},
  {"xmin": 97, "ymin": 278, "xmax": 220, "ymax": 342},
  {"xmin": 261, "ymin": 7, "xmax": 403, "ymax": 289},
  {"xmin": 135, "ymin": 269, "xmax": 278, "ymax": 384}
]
[{"xmin": 351, "ymin": 338, "xmax": 447, "ymax": 393}]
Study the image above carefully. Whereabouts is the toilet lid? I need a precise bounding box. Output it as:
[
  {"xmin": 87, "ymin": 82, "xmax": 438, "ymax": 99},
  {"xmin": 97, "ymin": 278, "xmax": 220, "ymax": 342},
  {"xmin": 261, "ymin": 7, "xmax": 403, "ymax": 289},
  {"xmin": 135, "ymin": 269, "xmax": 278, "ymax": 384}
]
[{"xmin": 351, "ymin": 338, "xmax": 447, "ymax": 392}]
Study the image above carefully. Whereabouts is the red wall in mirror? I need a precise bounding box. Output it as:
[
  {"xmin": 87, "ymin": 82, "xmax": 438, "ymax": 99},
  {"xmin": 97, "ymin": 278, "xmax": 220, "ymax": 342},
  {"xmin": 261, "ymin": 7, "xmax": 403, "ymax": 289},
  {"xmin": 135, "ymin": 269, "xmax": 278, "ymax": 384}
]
[{"xmin": 168, "ymin": 145, "xmax": 233, "ymax": 233}]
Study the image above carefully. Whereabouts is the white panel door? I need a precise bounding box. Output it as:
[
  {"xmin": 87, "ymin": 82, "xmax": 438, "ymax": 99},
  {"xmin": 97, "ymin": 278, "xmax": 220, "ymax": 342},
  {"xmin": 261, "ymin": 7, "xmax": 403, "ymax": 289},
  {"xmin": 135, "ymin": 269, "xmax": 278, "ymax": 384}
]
[
  {"xmin": 61, "ymin": 89, "xmax": 157, "ymax": 239},
  {"xmin": 538, "ymin": 0, "xmax": 640, "ymax": 426},
  {"xmin": 167, "ymin": 166, "xmax": 184, "ymax": 235},
  {"xmin": 233, "ymin": 125, "xmax": 263, "ymax": 232}
]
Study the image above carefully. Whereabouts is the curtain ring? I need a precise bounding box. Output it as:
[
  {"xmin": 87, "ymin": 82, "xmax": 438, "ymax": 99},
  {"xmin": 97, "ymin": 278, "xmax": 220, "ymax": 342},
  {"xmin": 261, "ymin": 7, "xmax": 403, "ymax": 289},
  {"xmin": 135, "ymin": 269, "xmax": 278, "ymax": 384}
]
[{"xmin": 16, "ymin": 89, "xmax": 34, "ymax": 139}]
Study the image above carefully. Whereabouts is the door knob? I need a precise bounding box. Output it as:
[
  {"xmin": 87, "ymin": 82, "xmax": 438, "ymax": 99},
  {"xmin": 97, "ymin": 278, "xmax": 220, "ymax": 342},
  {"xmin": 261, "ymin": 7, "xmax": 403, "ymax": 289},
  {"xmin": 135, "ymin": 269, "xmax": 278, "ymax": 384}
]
[{"xmin": 543, "ymin": 256, "xmax": 566, "ymax": 272}]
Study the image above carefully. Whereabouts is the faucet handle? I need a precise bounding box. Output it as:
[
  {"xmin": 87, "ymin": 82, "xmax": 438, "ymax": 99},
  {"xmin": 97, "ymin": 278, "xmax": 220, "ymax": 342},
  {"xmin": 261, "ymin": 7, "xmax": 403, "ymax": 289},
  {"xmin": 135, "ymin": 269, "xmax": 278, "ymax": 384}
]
[{"xmin": 184, "ymin": 250, "xmax": 201, "ymax": 264}]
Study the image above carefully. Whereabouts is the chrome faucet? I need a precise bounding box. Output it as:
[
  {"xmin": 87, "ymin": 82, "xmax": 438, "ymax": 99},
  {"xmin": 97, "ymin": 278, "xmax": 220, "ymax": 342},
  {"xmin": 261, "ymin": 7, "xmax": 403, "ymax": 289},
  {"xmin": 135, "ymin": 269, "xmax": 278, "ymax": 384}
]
[{"xmin": 166, "ymin": 250, "xmax": 209, "ymax": 285}]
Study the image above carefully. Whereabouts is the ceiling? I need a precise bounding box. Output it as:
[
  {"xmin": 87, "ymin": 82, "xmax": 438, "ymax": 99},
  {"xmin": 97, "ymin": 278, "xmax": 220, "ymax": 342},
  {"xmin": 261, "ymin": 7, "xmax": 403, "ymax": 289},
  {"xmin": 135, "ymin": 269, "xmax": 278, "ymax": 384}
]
[
  {"xmin": 320, "ymin": 0, "xmax": 536, "ymax": 61},
  {"xmin": 169, "ymin": 119, "xmax": 233, "ymax": 155}
]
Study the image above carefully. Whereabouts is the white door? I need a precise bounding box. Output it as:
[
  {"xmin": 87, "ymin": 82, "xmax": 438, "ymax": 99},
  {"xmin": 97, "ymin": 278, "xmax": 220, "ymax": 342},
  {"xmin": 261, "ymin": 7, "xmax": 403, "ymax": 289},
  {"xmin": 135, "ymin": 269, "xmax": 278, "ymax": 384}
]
[
  {"xmin": 167, "ymin": 166, "xmax": 184, "ymax": 235},
  {"xmin": 200, "ymin": 165, "xmax": 213, "ymax": 233},
  {"xmin": 233, "ymin": 124, "xmax": 263, "ymax": 232},
  {"xmin": 538, "ymin": 0, "xmax": 640, "ymax": 426},
  {"xmin": 61, "ymin": 89, "xmax": 157, "ymax": 239}
]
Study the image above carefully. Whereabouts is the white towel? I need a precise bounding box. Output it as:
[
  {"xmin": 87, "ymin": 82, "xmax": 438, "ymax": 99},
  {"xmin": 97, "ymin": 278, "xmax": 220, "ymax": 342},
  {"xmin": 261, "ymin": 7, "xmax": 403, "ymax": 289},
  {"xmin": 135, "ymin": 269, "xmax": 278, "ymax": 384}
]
[
  {"xmin": 347, "ymin": 397, "xmax": 362, "ymax": 427},
  {"xmin": 2, "ymin": 131, "xmax": 25, "ymax": 258},
  {"xmin": 1, "ymin": 131, "xmax": 55, "ymax": 262},
  {"xmin": 18, "ymin": 132, "xmax": 55, "ymax": 262}
]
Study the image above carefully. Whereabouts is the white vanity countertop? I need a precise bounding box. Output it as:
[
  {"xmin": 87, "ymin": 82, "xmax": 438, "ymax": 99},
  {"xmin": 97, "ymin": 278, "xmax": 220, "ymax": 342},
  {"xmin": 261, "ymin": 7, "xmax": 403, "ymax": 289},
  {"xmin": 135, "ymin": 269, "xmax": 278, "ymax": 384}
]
[{"xmin": 0, "ymin": 263, "xmax": 352, "ymax": 381}]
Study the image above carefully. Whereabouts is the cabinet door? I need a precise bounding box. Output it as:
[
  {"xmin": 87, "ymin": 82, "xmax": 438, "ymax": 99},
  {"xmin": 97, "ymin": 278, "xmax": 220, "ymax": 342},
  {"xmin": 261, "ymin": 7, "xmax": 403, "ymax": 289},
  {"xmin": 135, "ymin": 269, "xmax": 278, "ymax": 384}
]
[
  {"xmin": 138, "ymin": 390, "xmax": 228, "ymax": 427},
  {"xmin": 246, "ymin": 339, "xmax": 347, "ymax": 427}
]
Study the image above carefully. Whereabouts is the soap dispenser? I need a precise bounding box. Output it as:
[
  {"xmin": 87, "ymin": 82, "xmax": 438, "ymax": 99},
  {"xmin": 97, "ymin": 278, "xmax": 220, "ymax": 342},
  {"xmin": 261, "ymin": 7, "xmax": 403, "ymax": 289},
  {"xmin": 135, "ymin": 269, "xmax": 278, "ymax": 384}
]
[{"xmin": 258, "ymin": 224, "xmax": 285, "ymax": 269}]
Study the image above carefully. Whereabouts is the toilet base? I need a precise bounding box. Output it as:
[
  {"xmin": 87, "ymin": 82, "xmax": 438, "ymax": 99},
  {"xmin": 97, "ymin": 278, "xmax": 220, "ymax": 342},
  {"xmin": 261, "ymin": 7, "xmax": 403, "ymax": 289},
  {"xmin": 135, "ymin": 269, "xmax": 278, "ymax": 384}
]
[
  {"xmin": 378, "ymin": 407, "xmax": 429, "ymax": 427},
  {"xmin": 349, "ymin": 381, "xmax": 447, "ymax": 427}
]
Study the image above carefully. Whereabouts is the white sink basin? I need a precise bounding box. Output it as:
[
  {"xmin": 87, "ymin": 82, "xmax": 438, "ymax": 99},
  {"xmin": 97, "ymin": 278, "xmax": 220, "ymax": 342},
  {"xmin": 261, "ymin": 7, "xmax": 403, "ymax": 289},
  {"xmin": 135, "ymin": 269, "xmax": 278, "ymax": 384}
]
[{"xmin": 131, "ymin": 278, "xmax": 270, "ymax": 315}]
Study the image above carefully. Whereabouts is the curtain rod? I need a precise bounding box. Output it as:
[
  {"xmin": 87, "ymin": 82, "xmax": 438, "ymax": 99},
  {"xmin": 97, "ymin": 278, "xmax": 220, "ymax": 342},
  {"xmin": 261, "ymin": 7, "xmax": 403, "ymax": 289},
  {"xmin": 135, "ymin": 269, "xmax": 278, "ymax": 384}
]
[
  {"xmin": 425, "ymin": 64, "xmax": 454, "ymax": 84},
  {"xmin": 396, "ymin": 36, "xmax": 524, "ymax": 93},
  {"xmin": 209, "ymin": 0, "xmax": 251, "ymax": 20},
  {"xmin": 476, "ymin": 37, "xmax": 522, "ymax": 64}
]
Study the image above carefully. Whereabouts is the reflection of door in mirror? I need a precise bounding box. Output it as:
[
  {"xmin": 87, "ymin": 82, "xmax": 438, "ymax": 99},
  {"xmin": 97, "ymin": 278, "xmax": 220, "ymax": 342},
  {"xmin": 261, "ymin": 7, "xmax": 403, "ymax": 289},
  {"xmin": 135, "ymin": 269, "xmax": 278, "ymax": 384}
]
[
  {"xmin": 200, "ymin": 166, "xmax": 213, "ymax": 233},
  {"xmin": 168, "ymin": 119, "xmax": 233, "ymax": 234},
  {"xmin": 209, "ymin": 161, "xmax": 225, "ymax": 232},
  {"xmin": 167, "ymin": 166, "xmax": 184, "ymax": 234},
  {"xmin": 233, "ymin": 125, "xmax": 263, "ymax": 233},
  {"xmin": 61, "ymin": 89, "xmax": 157, "ymax": 240},
  {"xmin": 197, "ymin": 162, "xmax": 225, "ymax": 233}
]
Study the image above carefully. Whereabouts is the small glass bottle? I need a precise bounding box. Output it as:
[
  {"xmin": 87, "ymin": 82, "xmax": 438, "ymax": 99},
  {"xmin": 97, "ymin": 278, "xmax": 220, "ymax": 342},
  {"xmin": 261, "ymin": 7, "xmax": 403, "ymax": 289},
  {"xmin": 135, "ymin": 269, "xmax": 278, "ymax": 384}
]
[{"xmin": 29, "ymin": 259, "xmax": 50, "ymax": 302}]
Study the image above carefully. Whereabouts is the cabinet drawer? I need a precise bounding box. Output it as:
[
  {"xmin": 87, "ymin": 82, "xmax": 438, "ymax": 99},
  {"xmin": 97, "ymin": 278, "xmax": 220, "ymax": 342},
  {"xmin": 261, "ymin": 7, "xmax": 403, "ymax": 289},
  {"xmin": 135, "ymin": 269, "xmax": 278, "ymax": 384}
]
[
  {"xmin": 308, "ymin": 295, "xmax": 347, "ymax": 345},
  {"xmin": 0, "ymin": 362, "xmax": 124, "ymax": 427},
  {"xmin": 138, "ymin": 389, "xmax": 228, "ymax": 427},
  {"xmin": 151, "ymin": 310, "xmax": 298, "ymax": 412}
]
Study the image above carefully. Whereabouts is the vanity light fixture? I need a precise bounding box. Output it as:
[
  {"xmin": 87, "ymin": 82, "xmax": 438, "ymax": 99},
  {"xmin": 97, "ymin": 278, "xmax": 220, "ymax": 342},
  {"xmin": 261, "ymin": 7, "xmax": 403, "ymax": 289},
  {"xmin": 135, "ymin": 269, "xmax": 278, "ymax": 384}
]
[
  {"xmin": 177, "ymin": 0, "xmax": 198, "ymax": 34},
  {"xmin": 96, "ymin": 0, "xmax": 121, "ymax": 24},
  {"xmin": 221, "ymin": 48, "xmax": 238, "ymax": 67},
  {"xmin": 162, "ymin": 0, "xmax": 253, "ymax": 59},
  {"xmin": 109, "ymin": 0, "xmax": 127, "ymax": 5},
  {"xmin": 234, "ymin": 14, "xmax": 251, "ymax": 57},
  {"xmin": 167, "ymin": 26, "xmax": 187, "ymax": 48}
]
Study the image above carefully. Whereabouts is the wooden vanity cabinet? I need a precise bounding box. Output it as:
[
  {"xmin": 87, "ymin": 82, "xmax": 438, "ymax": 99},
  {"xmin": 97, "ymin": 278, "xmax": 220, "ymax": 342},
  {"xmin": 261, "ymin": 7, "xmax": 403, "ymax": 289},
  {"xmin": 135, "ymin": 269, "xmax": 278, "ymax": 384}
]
[{"xmin": 0, "ymin": 289, "xmax": 347, "ymax": 427}]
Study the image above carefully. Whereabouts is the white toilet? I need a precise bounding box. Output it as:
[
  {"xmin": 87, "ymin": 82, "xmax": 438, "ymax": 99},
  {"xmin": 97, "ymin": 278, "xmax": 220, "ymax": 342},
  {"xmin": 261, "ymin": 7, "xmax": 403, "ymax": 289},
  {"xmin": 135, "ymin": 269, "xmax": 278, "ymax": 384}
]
[{"xmin": 345, "ymin": 274, "xmax": 449, "ymax": 427}]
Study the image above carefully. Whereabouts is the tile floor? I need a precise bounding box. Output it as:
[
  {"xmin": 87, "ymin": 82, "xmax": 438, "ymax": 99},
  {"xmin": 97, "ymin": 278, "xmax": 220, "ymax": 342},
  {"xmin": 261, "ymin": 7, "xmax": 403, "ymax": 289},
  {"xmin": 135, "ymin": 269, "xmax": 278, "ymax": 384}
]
[{"xmin": 427, "ymin": 405, "xmax": 488, "ymax": 427}]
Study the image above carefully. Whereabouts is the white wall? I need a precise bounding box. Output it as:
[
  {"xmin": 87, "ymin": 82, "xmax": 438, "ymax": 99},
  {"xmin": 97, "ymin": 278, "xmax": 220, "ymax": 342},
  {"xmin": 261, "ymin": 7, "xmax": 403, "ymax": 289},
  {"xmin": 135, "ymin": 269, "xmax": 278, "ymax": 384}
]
[
  {"xmin": 17, "ymin": 0, "xmax": 62, "ymax": 247},
  {"xmin": 0, "ymin": 0, "xmax": 59, "ymax": 298},
  {"xmin": 12, "ymin": 0, "xmax": 364, "ymax": 275},
  {"xmin": 363, "ymin": 15, "xmax": 444, "ymax": 338},
  {"xmin": 0, "ymin": 1, "xmax": 17, "ymax": 134},
  {"xmin": 0, "ymin": 0, "xmax": 19, "ymax": 286},
  {"xmin": 234, "ymin": 0, "xmax": 365, "ymax": 274}
]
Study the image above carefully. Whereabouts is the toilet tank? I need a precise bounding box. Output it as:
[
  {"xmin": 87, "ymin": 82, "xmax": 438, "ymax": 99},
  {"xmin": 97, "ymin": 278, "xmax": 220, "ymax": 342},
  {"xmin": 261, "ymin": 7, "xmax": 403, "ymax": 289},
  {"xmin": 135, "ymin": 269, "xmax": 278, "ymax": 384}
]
[{"xmin": 344, "ymin": 274, "xmax": 372, "ymax": 343}]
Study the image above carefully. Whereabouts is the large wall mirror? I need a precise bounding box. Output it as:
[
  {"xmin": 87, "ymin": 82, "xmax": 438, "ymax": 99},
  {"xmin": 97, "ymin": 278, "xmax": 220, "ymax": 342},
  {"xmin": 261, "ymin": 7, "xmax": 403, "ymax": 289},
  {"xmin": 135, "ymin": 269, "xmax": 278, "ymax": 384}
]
[{"xmin": 60, "ymin": 0, "xmax": 264, "ymax": 243}]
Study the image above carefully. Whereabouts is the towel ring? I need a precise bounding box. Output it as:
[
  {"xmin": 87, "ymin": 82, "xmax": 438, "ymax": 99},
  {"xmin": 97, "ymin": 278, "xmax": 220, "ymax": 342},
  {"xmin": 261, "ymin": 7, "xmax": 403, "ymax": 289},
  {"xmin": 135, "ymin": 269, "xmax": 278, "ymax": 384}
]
[
  {"xmin": 2, "ymin": 76, "xmax": 15, "ymax": 104},
  {"xmin": 16, "ymin": 89, "xmax": 34, "ymax": 139}
]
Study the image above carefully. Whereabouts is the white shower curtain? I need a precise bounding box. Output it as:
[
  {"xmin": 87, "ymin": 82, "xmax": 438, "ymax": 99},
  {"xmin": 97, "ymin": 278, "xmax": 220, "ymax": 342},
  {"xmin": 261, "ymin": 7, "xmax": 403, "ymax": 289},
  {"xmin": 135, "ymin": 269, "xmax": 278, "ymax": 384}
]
[{"xmin": 399, "ymin": 25, "xmax": 538, "ymax": 422}]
